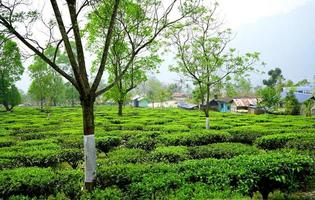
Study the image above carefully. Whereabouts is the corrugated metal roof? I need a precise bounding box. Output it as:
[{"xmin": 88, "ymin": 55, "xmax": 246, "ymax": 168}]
[
  {"xmin": 232, "ymin": 98, "xmax": 258, "ymax": 107},
  {"xmin": 283, "ymin": 86, "xmax": 312, "ymax": 94},
  {"xmin": 177, "ymin": 101, "xmax": 197, "ymax": 109},
  {"xmin": 132, "ymin": 95, "xmax": 145, "ymax": 101},
  {"xmin": 280, "ymin": 92, "xmax": 314, "ymax": 103}
]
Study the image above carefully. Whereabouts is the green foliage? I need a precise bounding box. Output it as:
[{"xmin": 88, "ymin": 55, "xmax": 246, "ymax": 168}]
[
  {"xmin": 303, "ymin": 99, "xmax": 315, "ymax": 117},
  {"xmin": 96, "ymin": 151, "xmax": 314, "ymax": 199},
  {"xmin": 81, "ymin": 187, "xmax": 122, "ymax": 200},
  {"xmin": 0, "ymin": 106, "xmax": 314, "ymax": 199},
  {"xmin": 257, "ymin": 87, "xmax": 280, "ymax": 112},
  {"xmin": 255, "ymin": 132, "xmax": 315, "ymax": 150},
  {"xmin": 102, "ymin": 148, "xmax": 148, "ymax": 165},
  {"xmin": 229, "ymin": 151, "xmax": 315, "ymax": 199},
  {"xmin": 125, "ymin": 135, "xmax": 157, "ymax": 151},
  {"xmin": 263, "ymin": 67, "xmax": 284, "ymax": 88},
  {"xmin": 96, "ymin": 136, "xmax": 121, "ymax": 153},
  {"xmin": 190, "ymin": 143, "xmax": 261, "ymax": 159},
  {"xmin": 28, "ymin": 46, "xmax": 68, "ymax": 109},
  {"xmin": 0, "ymin": 35, "xmax": 23, "ymax": 111},
  {"xmin": 0, "ymin": 167, "xmax": 83, "ymax": 199},
  {"xmin": 169, "ymin": 5, "xmax": 260, "ymax": 120},
  {"xmin": 284, "ymin": 90, "xmax": 301, "ymax": 115},
  {"xmin": 150, "ymin": 146, "xmax": 190, "ymax": 163},
  {"xmin": 0, "ymin": 167, "xmax": 57, "ymax": 198},
  {"xmin": 157, "ymin": 131, "xmax": 230, "ymax": 146}
]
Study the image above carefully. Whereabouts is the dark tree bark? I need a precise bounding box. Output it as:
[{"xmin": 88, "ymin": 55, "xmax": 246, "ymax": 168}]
[
  {"xmin": 118, "ymin": 100, "xmax": 123, "ymax": 116},
  {"xmin": 261, "ymin": 191, "xmax": 269, "ymax": 200},
  {"xmin": 3, "ymin": 102, "xmax": 13, "ymax": 112},
  {"xmin": 81, "ymin": 96, "xmax": 96, "ymax": 190}
]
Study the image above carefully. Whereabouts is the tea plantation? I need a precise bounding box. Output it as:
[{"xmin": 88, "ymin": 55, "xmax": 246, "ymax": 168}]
[{"xmin": 0, "ymin": 106, "xmax": 315, "ymax": 199}]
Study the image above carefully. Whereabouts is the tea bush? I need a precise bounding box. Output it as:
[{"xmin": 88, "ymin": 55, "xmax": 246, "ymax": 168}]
[
  {"xmin": 150, "ymin": 146, "xmax": 190, "ymax": 163},
  {"xmin": 0, "ymin": 106, "xmax": 314, "ymax": 199},
  {"xmin": 189, "ymin": 142, "xmax": 261, "ymax": 159},
  {"xmin": 255, "ymin": 132, "xmax": 315, "ymax": 150}
]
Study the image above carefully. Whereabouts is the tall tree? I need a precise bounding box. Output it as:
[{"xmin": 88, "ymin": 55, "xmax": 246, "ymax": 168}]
[
  {"xmin": 263, "ymin": 67, "xmax": 284, "ymax": 88},
  {"xmin": 0, "ymin": 0, "xmax": 198, "ymax": 190},
  {"xmin": 1, "ymin": 84, "xmax": 21, "ymax": 111},
  {"xmin": 284, "ymin": 89, "xmax": 301, "ymax": 115},
  {"xmin": 28, "ymin": 46, "xmax": 66, "ymax": 109},
  {"xmin": 170, "ymin": 3, "xmax": 260, "ymax": 129},
  {"xmin": 257, "ymin": 87, "xmax": 280, "ymax": 113},
  {"xmin": 64, "ymin": 82, "xmax": 80, "ymax": 107},
  {"xmin": 87, "ymin": 1, "xmax": 161, "ymax": 116},
  {"xmin": 0, "ymin": 34, "xmax": 23, "ymax": 111}
]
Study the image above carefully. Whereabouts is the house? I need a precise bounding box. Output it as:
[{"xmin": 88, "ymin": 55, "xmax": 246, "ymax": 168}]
[
  {"xmin": 148, "ymin": 100, "xmax": 178, "ymax": 108},
  {"xmin": 177, "ymin": 101, "xmax": 198, "ymax": 110},
  {"xmin": 208, "ymin": 97, "xmax": 232, "ymax": 112},
  {"xmin": 132, "ymin": 95, "xmax": 149, "ymax": 108},
  {"xmin": 248, "ymin": 105, "xmax": 266, "ymax": 115},
  {"xmin": 280, "ymin": 90, "xmax": 314, "ymax": 104},
  {"xmin": 282, "ymin": 86, "xmax": 312, "ymax": 94},
  {"xmin": 230, "ymin": 97, "xmax": 259, "ymax": 113},
  {"xmin": 172, "ymin": 93, "xmax": 188, "ymax": 102}
]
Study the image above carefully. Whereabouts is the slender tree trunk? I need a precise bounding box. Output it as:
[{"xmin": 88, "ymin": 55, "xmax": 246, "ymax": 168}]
[
  {"xmin": 71, "ymin": 99, "xmax": 75, "ymax": 107},
  {"xmin": 40, "ymin": 98, "xmax": 44, "ymax": 111},
  {"xmin": 261, "ymin": 191, "xmax": 269, "ymax": 200},
  {"xmin": 118, "ymin": 100, "xmax": 123, "ymax": 116},
  {"xmin": 3, "ymin": 102, "xmax": 12, "ymax": 112},
  {"xmin": 206, "ymin": 117, "xmax": 210, "ymax": 129},
  {"xmin": 81, "ymin": 97, "xmax": 97, "ymax": 191}
]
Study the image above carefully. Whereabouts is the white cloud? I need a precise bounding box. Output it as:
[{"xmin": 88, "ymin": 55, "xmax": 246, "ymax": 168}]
[{"xmin": 217, "ymin": 0, "xmax": 312, "ymax": 28}]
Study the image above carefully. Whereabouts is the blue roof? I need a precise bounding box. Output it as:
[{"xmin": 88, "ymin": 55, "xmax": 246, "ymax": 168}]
[
  {"xmin": 177, "ymin": 101, "xmax": 197, "ymax": 109},
  {"xmin": 281, "ymin": 91, "xmax": 314, "ymax": 103}
]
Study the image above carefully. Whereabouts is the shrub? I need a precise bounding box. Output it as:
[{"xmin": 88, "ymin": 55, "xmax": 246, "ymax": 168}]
[
  {"xmin": 150, "ymin": 146, "xmax": 190, "ymax": 163},
  {"xmin": 0, "ymin": 167, "xmax": 56, "ymax": 198},
  {"xmin": 80, "ymin": 187, "xmax": 123, "ymax": 200},
  {"xmin": 96, "ymin": 136, "xmax": 121, "ymax": 154},
  {"xmin": 128, "ymin": 172, "xmax": 183, "ymax": 199},
  {"xmin": 189, "ymin": 143, "xmax": 261, "ymax": 159},
  {"xmin": 0, "ymin": 137, "xmax": 16, "ymax": 147},
  {"xmin": 228, "ymin": 126, "xmax": 273, "ymax": 144},
  {"xmin": 57, "ymin": 136, "xmax": 82, "ymax": 148},
  {"xmin": 55, "ymin": 169, "xmax": 83, "ymax": 199},
  {"xmin": 166, "ymin": 183, "xmax": 246, "ymax": 200},
  {"xmin": 286, "ymin": 137, "xmax": 315, "ymax": 151},
  {"xmin": 161, "ymin": 125, "xmax": 190, "ymax": 133},
  {"xmin": 229, "ymin": 151, "xmax": 315, "ymax": 199},
  {"xmin": 0, "ymin": 146, "xmax": 62, "ymax": 168},
  {"xmin": 125, "ymin": 135, "xmax": 157, "ymax": 151},
  {"xmin": 0, "ymin": 158, "xmax": 14, "ymax": 169},
  {"xmin": 255, "ymin": 133, "xmax": 314, "ymax": 150},
  {"xmin": 158, "ymin": 131, "xmax": 229, "ymax": 146},
  {"xmin": 103, "ymin": 148, "xmax": 148, "ymax": 165},
  {"xmin": 60, "ymin": 149, "xmax": 83, "ymax": 169}
]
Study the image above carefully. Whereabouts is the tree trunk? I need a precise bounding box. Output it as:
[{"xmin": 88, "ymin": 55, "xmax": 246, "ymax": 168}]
[
  {"xmin": 3, "ymin": 102, "xmax": 12, "ymax": 112},
  {"xmin": 261, "ymin": 191, "xmax": 269, "ymax": 200},
  {"xmin": 81, "ymin": 98, "xmax": 97, "ymax": 191},
  {"xmin": 205, "ymin": 117, "xmax": 210, "ymax": 129},
  {"xmin": 118, "ymin": 101, "xmax": 123, "ymax": 116},
  {"xmin": 40, "ymin": 98, "xmax": 44, "ymax": 111}
]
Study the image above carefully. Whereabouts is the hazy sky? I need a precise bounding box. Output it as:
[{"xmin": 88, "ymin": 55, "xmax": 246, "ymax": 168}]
[{"xmin": 16, "ymin": 0, "xmax": 315, "ymax": 92}]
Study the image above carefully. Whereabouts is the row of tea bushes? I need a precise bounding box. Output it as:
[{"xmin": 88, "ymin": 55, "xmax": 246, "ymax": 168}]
[
  {"xmin": 96, "ymin": 151, "xmax": 314, "ymax": 200},
  {"xmin": 0, "ymin": 140, "xmax": 83, "ymax": 169},
  {"xmin": 1, "ymin": 151, "xmax": 312, "ymax": 199},
  {"xmin": 98, "ymin": 143, "xmax": 261, "ymax": 165},
  {"xmin": 255, "ymin": 132, "xmax": 315, "ymax": 150},
  {"xmin": 0, "ymin": 167, "xmax": 83, "ymax": 199}
]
